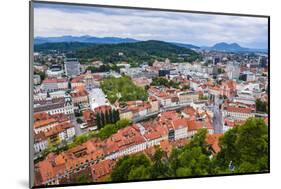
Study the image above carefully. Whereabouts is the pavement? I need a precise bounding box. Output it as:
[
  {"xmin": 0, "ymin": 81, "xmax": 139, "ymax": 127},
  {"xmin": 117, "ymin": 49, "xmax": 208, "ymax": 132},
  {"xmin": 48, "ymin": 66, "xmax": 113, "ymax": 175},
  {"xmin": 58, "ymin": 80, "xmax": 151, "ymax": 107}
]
[{"xmin": 212, "ymin": 97, "xmax": 223, "ymax": 134}]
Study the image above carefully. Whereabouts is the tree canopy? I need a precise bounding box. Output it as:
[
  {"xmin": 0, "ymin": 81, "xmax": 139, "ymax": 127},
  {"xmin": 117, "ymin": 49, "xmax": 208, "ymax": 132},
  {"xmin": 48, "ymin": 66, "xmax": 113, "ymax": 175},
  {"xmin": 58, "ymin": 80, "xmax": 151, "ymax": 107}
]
[
  {"xmin": 110, "ymin": 118, "xmax": 269, "ymax": 180},
  {"xmin": 101, "ymin": 76, "xmax": 148, "ymax": 103}
]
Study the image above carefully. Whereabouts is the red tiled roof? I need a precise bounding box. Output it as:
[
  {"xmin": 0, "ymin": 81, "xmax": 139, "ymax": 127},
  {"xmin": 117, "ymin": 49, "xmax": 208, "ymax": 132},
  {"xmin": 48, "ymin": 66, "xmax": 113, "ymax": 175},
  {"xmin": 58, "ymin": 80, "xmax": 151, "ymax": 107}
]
[
  {"xmin": 226, "ymin": 106, "xmax": 252, "ymax": 113},
  {"xmin": 91, "ymin": 160, "xmax": 115, "ymax": 181},
  {"xmin": 206, "ymin": 134, "xmax": 223, "ymax": 153}
]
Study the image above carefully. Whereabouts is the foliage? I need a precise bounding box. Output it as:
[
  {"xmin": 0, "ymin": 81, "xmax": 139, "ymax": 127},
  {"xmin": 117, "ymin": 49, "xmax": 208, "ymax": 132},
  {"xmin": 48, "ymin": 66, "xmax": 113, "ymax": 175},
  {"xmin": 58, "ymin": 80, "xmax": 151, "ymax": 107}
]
[
  {"xmin": 215, "ymin": 118, "xmax": 268, "ymax": 173},
  {"xmin": 168, "ymin": 129, "xmax": 212, "ymax": 177},
  {"xmin": 76, "ymin": 118, "xmax": 83, "ymax": 124},
  {"xmin": 256, "ymin": 98, "xmax": 268, "ymax": 113},
  {"xmin": 75, "ymin": 173, "xmax": 92, "ymax": 183},
  {"xmin": 86, "ymin": 64, "xmax": 122, "ymax": 73},
  {"xmin": 101, "ymin": 76, "xmax": 148, "ymax": 103},
  {"xmin": 151, "ymin": 77, "xmax": 180, "ymax": 89},
  {"xmin": 111, "ymin": 129, "xmax": 212, "ymax": 180},
  {"xmin": 111, "ymin": 154, "xmax": 152, "ymax": 181},
  {"xmin": 35, "ymin": 41, "xmax": 200, "ymax": 65},
  {"xmin": 218, "ymin": 68, "xmax": 225, "ymax": 74},
  {"xmin": 34, "ymin": 70, "xmax": 45, "ymax": 81},
  {"xmin": 96, "ymin": 109, "xmax": 120, "ymax": 129},
  {"xmin": 110, "ymin": 119, "xmax": 269, "ymax": 180},
  {"xmin": 97, "ymin": 119, "xmax": 131, "ymax": 140}
]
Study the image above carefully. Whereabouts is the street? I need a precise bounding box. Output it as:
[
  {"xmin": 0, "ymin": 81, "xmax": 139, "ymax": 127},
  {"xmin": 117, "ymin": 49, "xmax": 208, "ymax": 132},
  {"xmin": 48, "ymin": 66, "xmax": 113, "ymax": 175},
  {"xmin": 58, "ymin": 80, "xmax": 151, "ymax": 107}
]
[{"xmin": 212, "ymin": 96, "xmax": 223, "ymax": 133}]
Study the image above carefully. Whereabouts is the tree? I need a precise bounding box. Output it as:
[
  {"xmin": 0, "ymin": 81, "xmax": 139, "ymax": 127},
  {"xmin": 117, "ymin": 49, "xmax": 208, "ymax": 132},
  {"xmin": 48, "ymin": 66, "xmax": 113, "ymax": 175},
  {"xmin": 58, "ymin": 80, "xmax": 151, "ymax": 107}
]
[
  {"xmin": 97, "ymin": 119, "xmax": 131, "ymax": 140},
  {"xmin": 109, "ymin": 109, "xmax": 113, "ymax": 123},
  {"xmin": 96, "ymin": 112, "xmax": 102, "ymax": 129},
  {"xmin": 256, "ymin": 99, "xmax": 268, "ymax": 113},
  {"xmin": 216, "ymin": 118, "xmax": 268, "ymax": 173},
  {"xmin": 105, "ymin": 110, "xmax": 109, "ymax": 125},
  {"xmin": 101, "ymin": 76, "xmax": 148, "ymax": 103},
  {"xmin": 76, "ymin": 118, "xmax": 83, "ymax": 124},
  {"xmin": 128, "ymin": 165, "xmax": 150, "ymax": 180},
  {"xmin": 100, "ymin": 112, "xmax": 105, "ymax": 128},
  {"xmin": 112, "ymin": 109, "xmax": 120, "ymax": 123},
  {"xmin": 111, "ymin": 154, "xmax": 151, "ymax": 181},
  {"xmin": 150, "ymin": 147, "xmax": 169, "ymax": 179},
  {"xmin": 75, "ymin": 173, "xmax": 92, "ymax": 183}
]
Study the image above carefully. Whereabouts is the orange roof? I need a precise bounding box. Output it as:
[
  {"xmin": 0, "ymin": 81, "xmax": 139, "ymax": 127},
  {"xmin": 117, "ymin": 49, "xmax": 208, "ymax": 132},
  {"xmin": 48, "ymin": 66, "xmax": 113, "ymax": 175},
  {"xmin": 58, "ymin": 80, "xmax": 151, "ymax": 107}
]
[
  {"xmin": 91, "ymin": 160, "xmax": 115, "ymax": 181},
  {"xmin": 172, "ymin": 118, "xmax": 188, "ymax": 129},
  {"xmin": 206, "ymin": 134, "xmax": 223, "ymax": 153},
  {"xmin": 186, "ymin": 120, "xmax": 203, "ymax": 131},
  {"xmin": 43, "ymin": 78, "xmax": 67, "ymax": 84},
  {"xmin": 34, "ymin": 118, "xmax": 57, "ymax": 129},
  {"xmin": 37, "ymin": 160, "xmax": 55, "ymax": 183},
  {"xmin": 226, "ymin": 106, "xmax": 252, "ymax": 113}
]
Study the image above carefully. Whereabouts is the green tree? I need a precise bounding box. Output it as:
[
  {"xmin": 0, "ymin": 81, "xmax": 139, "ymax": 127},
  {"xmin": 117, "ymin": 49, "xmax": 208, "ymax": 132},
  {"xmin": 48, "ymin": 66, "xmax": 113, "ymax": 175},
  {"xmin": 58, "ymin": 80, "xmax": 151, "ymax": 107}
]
[
  {"xmin": 216, "ymin": 118, "xmax": 268, "ymax": 173},
  {"xmin": 150, "ymin": 147, "xmax": 169, "ymax": 179},
  {"xmin": 256, "ymin": 99, "xmax": 268, "ymax": 113},
  {"xmin": 111, "ymin": 154, "xmax": 151, "ymax": 181},
  {"xmin": 105, "ymin": 110, "xmax": 109, "ymax": 125},
  {"xmin": 101, "ymin": 76, "xmax": 148, "ymax": 103},
  {"xmin": 100, "ymin": 112, "xmax": 105, "ymax": 128},
  {"xmin": 75, "ymin": 173, "xmax": 92, "ymax": 183},
  {"xmin": 128, "ymin": 165, "xmax": 151, "ymax": 180},
  {"xmin": 76, "ymin": 118, "xmax": 83, "ymax": 124},
  {"xmin": 109, "ymin": 109, "xmax": 113, "ymax": 123},
  {"xmin": 96, "ymin": 112, "xmax": 102, "ymax": 129}
]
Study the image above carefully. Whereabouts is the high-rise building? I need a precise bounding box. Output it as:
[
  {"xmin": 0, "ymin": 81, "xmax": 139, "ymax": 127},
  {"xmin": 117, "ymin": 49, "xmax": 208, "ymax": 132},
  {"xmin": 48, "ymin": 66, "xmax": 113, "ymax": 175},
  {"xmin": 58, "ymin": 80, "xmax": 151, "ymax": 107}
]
[
  {"xmin": 64, "ymin": 58, "xmax": 80, "ymax": 77},
  {"xmin": 226, "ymin": 62, "xmax": 240, "ymax": 80}
]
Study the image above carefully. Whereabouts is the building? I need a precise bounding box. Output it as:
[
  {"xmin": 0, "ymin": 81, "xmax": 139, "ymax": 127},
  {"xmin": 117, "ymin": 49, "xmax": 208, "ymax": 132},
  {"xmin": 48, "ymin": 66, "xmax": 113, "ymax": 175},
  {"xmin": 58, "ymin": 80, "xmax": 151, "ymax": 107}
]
[
  {"xmin": 177, "ymin": 91, "xmax": 199, "ymax": 104},
  {"xmin": 90, "ymin": 160, "xmax": 115, "ymax": 181},
  {"xmin": 64, "ymin": 58, "xmax": 80, "ymax": 77},
  {"xmin": 148, "ymin": 96, "xmax": 159, "ymax": 112},
  {"xmin": 34, "ymin": 122, "xmax": 75, "ymax": 153},
  {"xmin": 46, "ymin": 64, "xmax": 64, "ymax": 77},
  {"xmin": 71, "ymin": 75, "xmax": 85, "ymax": 89},
  {"xmin": 41, "ymin": 78, "xmax": 68, "ymax": 92},
  {"xmin": 222, "ymin": 106, "xmax": 254, "ymax": 121},
  {"xmin": 34, "ymin": 96, "xmax": 74, "ymax": 116},
  {"xmin": 226, "ymin": 63, "xmax": 240, "ymax": 80},
  {"xmin": 82, "ymin": 109, "xmax": 96, "ymax": 127},
  {"xmin": 33, "ymin": 112, "xmax": 70, "ymax": 134},
  {"xmin": 34, "ymin": 74, "xmax": 41, "ymax": 85},
  {"xmin": 70, "ymin": 87, "xmax": 89, "ymax": 107},
  {"xmin": 220, "ymin": 80, "xmax": 237, "ymax": 98}
]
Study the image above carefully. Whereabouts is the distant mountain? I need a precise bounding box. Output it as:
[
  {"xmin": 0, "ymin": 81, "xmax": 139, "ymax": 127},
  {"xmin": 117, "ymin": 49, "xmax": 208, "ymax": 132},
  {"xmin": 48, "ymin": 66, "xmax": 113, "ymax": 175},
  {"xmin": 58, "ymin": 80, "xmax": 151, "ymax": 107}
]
[
  {"xmin": 202, "ymin": 42, "xmax": 267, "ymax": 53},
  {"xmin": 34, "ymin": 35, "xmax": 139, "ymax": 44}
]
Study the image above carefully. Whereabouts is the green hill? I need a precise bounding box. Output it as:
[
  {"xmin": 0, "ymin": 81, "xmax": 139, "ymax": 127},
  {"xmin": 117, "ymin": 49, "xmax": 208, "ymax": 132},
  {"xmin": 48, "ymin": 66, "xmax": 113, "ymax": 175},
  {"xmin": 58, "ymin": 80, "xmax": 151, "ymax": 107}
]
[{"xmin": 34, "ymin": 40, "xmax": 201, "ymax": 64}]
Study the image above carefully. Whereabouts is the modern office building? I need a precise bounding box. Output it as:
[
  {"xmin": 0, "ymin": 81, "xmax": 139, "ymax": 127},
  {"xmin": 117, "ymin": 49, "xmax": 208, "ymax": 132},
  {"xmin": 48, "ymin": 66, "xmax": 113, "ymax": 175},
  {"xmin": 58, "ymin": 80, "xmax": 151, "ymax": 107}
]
[{"xmin": 64, "ymin": 58, "xmax": 80, "ymax": 77}]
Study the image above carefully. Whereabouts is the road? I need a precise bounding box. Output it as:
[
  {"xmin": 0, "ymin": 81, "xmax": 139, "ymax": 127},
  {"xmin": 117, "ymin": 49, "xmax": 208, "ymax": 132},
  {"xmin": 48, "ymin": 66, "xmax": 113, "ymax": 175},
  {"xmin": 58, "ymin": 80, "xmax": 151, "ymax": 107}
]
[{"xmin": 212, "ymin": 96, "xmax": 223, "ymax": 133}]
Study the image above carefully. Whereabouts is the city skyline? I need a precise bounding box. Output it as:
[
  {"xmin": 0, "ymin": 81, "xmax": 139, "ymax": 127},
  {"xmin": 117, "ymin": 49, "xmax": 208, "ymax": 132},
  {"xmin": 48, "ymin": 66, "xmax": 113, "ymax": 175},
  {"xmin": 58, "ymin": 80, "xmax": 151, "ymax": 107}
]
[{"xmin": 34, "ymin": 2, "xmax": 268, "ymax": 49}]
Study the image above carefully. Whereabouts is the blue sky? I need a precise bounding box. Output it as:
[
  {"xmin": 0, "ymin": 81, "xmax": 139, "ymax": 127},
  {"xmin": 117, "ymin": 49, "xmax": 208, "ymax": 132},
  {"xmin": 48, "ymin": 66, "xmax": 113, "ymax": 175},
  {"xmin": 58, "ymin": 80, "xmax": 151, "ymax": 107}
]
[{"xmin": 34, "ymin": 2, "xmax": 268, "ymax": 48}]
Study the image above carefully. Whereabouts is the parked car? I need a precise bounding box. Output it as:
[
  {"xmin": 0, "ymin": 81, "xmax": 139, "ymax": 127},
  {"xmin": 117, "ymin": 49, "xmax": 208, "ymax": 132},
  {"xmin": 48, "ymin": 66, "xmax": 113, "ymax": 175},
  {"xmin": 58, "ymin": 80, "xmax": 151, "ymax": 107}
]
[
  {"xmin": 89, "ymin": 126, "xmax": 98, "ymax": 131},
  {"xmin": 80, "ymin": 123, "xmax": 88, "ymax": 129}
]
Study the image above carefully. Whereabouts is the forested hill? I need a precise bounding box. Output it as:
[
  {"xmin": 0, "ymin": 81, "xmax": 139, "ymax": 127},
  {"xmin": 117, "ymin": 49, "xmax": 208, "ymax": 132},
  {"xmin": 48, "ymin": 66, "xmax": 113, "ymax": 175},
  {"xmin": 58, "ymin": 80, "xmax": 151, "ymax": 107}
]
[{"xmin": 34, "ymin": 40, "xmax": 201, "ymax": 64}]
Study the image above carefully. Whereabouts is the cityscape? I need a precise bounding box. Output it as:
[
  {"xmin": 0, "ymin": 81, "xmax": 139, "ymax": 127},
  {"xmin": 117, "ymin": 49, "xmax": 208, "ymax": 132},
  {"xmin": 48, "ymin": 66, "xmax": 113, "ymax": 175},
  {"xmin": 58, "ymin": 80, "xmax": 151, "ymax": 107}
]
[{"xmin": 32, "ymin": 2, "xmax": 269, "ymax": 187}]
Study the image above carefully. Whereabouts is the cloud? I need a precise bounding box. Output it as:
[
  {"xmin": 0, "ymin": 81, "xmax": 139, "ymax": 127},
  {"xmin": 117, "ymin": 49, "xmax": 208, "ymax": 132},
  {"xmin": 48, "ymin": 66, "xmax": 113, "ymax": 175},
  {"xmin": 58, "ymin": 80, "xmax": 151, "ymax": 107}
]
[{"xmin": 34, "ymin": 2, "xmax": 268, "ymax": 48}]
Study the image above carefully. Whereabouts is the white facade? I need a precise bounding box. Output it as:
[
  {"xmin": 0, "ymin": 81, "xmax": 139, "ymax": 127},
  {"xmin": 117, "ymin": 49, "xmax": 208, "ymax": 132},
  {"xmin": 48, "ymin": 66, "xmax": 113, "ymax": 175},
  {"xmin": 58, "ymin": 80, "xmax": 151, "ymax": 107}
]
[
  {"xmin": 34, "ymin": 123, "xmax": 57, "ymax": 134},
  {"xmin": 174, "ymin": 127, "xmax": 188, "ymax": 140},
  {"xmin": 105, "ymin": 142, "xmax": 147, "ymax": 160},
  {"xmin": 34, "ymin": 139, "xmax": 48, "ymax": 153},
  {"xmin": 222, "ymin": 110, "xmax": 254, "ymax": 121},
  {"xmin": 46, "ymin": 105, "xmax": 74, "ymax": 115}
]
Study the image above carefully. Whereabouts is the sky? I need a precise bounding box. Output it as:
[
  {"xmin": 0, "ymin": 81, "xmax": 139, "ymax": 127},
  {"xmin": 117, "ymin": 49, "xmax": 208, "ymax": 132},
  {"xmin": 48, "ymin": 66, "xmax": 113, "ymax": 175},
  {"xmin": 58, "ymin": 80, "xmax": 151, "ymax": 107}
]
[{"xmin": 33, "ymin": 2, "xmax": 268, "ymax": 49}]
